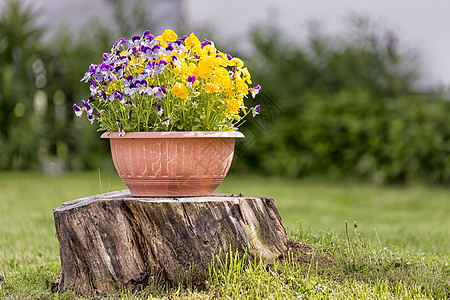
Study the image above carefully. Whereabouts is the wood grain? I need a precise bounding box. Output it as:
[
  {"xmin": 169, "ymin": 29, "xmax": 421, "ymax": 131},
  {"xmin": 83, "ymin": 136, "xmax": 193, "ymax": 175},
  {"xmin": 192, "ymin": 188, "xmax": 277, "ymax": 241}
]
[{"xmin": 54, "ymin": 190, "xmax": 288, "ymax": 295}]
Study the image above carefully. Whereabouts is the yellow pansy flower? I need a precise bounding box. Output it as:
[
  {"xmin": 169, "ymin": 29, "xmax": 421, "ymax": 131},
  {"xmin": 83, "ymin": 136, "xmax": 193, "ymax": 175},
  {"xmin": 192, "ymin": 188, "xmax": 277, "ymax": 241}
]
[
  {"xmin": 185, "ymin": 33, "xmax": 200, "ymax": 49},
  {"xmin": 197, "ymin": 65, "xmax": 213, "ymax": 79},
  {"xmin": 240, "ymin": 67, "xmax": 252, "ymax": 84},
  {"xmin": 225, "ymin": 88, "xmax": 234, "ymax": 98},
  {"xmin": 205, "ymin": 83, "xmax": 220, "ymax": 93},
  {"xmin": 215, "ymin": 66, "xmax": 228, "ymax": 77},
  {"xmin": 228, "ymin": 98, "xmax": 240, "ymax": 114},
  {"xmin": 235, "ymin": 78, "xmax": 248, "ymax": 94},
  {"xmin": 219, "ymin": 52, "xmax": 228, "ymax": 60},
  {"xmin": 206, "ymin": 56, "xmax": 219, "ymax": 68},
  {"xmin": 202, "ymin": 45, "xmax": 216, "ymax": 57},
  {"xmin": 162, "ymin": 29, "xmax": 177, "ymax": 42},
  {"xmin": 154, "ymin": 35, "xmax": 167, "ymax": 48},
  {"xmin": 171, "ymin": 82, "xmax": 188, "ymax": 99},
  {"xmin": 197, "ymin": 57, "xmax": 217, "ymax": 79},
  {"xmin": 229, "ymin": 57, "xmax": 244, "ymax": 68},
  {"xmin": 188, "ymin": 63, "xmax": 198, "ymax": 77},
  {"xmin": 194, "ymin": 46, "xmax": 204, "ymax": 58},
  {"xmin": 213, "ymin": 74, "xmax": 232, "ymax": 89},
  {"xmin": 216, "ymin": 56, "xmax": 228, "ymax": 67}
]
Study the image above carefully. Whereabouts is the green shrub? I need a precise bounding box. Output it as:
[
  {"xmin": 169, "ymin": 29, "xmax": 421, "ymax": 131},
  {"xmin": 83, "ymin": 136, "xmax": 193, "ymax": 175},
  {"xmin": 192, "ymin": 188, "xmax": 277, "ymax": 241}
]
[
  {"xmin": 0, "ymin": 0, "xmax": 152, "ymax": 171},
  {"xmin": 236, "ymin": 20, "xmax": 450, "ymax": 183},
  {"xmin": 0, "ymin": 0, "xmax": 45, "ymax": 170}
]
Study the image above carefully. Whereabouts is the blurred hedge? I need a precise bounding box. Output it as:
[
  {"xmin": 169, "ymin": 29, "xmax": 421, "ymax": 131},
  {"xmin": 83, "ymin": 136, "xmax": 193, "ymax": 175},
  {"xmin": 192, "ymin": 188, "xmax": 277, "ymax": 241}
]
[
  {"xmin": 0, "ymin": 0, "xmax": 152, "ymax": 171},
  {"xmin": 236, "ymin": 20, "xmax": 450, "ymax": 183},
  {"xmin": 1, "ymin": 1, "xmax": 449, "ymax": 183}
]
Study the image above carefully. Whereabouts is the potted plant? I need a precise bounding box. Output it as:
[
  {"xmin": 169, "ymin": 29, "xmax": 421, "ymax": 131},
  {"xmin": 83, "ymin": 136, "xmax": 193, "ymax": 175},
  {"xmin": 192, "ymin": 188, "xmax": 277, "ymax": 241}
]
[{"xmin": 73, "ymin": 29, "xmax": 261, "ymax": 197}]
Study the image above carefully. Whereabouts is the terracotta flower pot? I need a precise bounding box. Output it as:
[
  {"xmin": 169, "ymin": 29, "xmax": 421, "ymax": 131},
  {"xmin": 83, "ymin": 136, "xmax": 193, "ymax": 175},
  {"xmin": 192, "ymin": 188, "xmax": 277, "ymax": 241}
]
[{"xmin": 101, "ymin": 131, "xmax": 244, "ymax": 197}]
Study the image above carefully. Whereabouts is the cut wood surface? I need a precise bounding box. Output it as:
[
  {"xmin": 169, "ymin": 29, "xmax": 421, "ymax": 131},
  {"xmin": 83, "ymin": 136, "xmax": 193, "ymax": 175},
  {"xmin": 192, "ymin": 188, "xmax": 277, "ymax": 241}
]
[{"xmin": 53, "ymin": 190, "xmax": 289, "ymax": 295}]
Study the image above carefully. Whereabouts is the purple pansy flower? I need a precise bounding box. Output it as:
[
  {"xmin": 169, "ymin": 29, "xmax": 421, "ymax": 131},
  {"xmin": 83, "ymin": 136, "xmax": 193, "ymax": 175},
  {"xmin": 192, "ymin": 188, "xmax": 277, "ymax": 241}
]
[
  {"xmin": 109, "ymin": 91, "xmax": 124, "ymax": 103},
  {"xmin": 155, "ymin": 60, "xmax": 167, "ymax": 75},
  {"xmin": 252, "ymin": 104, "xmax": 261, "ymax": 117},
  {"xmin": 82, "ymin": 100, "xmax": 93, "ymax": 115},
  {"xmin": 164, "ymin": 44, "xmax": 174, "ymax": 56},
  {"xmin": 201, "ymin": 39, "xmax": 212, "ymax": 47},
  {"xmin": 161, "ymin": 117, "xmax": 170, "ymax": 126},
  {"xmin": 186, "ymin": 75, "xmax": 196, "ymax": 88},
  {"xmin": 157, "ymin": 103, "xmax": 163, "ymax": 116},
  {"xmin": 87, "ymin": 113, "xmax": 94, "ymax": 124},
  {"xmin": 124, "ymin": 83, "xmax": 137, "ymax": 97},
  {"xmin": 102, "ymin": 53, "xmax": 110, "ymax": 62},
  {"xmin": 73, "ymin": 104, "xmax": 83, "ymax": 117},
  {"xmin": 119, "ymin": 122, "xmax": 125, "ymax": 136},
  {"xmin": 112, "ymin": 37, "xmax": 127, "ymax": 52},
  {"xmin": 171, "ymin": 55, "xmax": 182, "ymax": 69},
  {"xmin": 99, "ymin": 63, "xmax": 115, "ymax": 82},
  {"xmin": 148, "ymin": 45, "xmax": 161, "ymax": 61},
  {"xmin": 129, "ymin": 35, "xmax": 141, "ymax": 48},
  {"xmin": 135, "ymin": 80, "xmax": 149, "ymax": 95},
  {"xmin": 142, "ymin": 31, "xmax": 156, "ymax": 47},
  {"xmin": 88, "ymin": 80, "xmax": 98, "ymax": 95},
  {"xmin": 124, "ymin": 75, "xmax": 134, "ymax": 86},
  {"xmin": 113, "ymin": 65, "xmax": 124, "ymax": 78},
  {"xmin": 81, "ymin": 64, "xmax": 97, "ymax": 82},
  {"xmin": 143, "ymin": 61, "xmax": 157, "ymax": 77},
  {"xmin": 154, "ymin": 85, "xmax": 166, "ymax": 100},
  {"xmin": 142, "ymin": 30, "xmax": 152, "ymax": 39},
  {"xmin": 250, "ymin": 85, "xmax": 261, "ymax": 98},
  {"xmin": 140, "ymin": 45, "xmax": 150, "ymax": 55},
  {"xmin": 100, "ymin": 90, "xmax": 107, "ymax": 102},
  {"xmin": 173, "ymin": 41, "xmax": 185, "ymax": 53},
  {"xmin": 117, "ymin": 55, "xmax": 129, "ymax": 64},
  {"xmin": 147, "ymin": 85, "xmax": 159, "ymax": 96}
]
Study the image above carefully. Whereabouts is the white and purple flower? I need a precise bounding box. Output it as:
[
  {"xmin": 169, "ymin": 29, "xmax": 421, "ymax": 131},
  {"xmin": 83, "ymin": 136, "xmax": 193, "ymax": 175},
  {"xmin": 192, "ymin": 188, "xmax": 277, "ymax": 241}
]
[
  {"xmin": 82, "ymin": 100, "xmax": 93, "ymax": 115},
  {"xmin": 157, "ymin": 103, "xmax": 163, "ymax": 116},
  {"xmin": 252, "ymin": 104, "xmax": 261, "ymax": 117},
  {"xmin": 161, "ymin": 117, "xmax": 170, "ymax": 127},
  {"xmin": 250, "ymin": 85, "xmax": 261, "ymax": 98},
  {"xmin": 135, "ymin": 80, "xmax": 150, "ymax": 95},
  {"xmin": 73, "ymin": 104, "xmax": 83, "ymax": 117},
  {"xmin": 155, "ymin": 60, "xmax": 167, "ymax": 75},
  {"xmin": 173, "ymin": 41, "xmax": 185, "ymax": 53},
  {"xmin": 186, "ymin": 75, "xmax": 196, "ymax": 88},
  {"xmin": 154, "ymin": 85, "xmax": 166, "ymax": 99}
]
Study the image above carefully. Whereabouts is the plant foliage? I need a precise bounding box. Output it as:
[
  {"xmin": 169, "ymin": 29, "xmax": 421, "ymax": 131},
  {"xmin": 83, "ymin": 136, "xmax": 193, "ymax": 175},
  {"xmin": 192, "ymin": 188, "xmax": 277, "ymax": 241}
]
[{"xmin": 238, "ymin": 19, "xmax": 450, "ymax": 183}]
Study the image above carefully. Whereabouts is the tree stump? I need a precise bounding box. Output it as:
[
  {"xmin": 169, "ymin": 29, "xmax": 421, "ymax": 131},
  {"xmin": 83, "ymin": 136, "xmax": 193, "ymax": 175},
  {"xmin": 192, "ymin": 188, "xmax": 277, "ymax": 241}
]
[{"xmin": 53, "ymin": 190, "xmax": 289, "ymax": 295}]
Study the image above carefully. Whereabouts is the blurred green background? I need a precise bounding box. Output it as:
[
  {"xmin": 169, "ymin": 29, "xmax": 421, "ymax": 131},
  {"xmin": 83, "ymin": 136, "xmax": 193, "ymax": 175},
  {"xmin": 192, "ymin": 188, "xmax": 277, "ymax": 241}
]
[{"xmin": 0, "ymin": 0, "xmax": 449, "ymax": 184}]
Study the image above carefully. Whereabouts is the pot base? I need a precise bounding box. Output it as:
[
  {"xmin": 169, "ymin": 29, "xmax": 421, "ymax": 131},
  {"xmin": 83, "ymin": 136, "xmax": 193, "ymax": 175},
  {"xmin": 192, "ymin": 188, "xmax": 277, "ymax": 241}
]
[{"xmin": 123, "ymin": 177, "xmax": 223, "ymax": 197}]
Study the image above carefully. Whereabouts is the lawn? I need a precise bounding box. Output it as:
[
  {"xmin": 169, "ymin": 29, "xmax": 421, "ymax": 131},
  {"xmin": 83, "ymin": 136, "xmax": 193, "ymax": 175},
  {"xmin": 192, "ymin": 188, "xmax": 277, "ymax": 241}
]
[
  {"xmin": 219, "ymin": 175, "xmax": 450, "ymax": 255},
  {"xmin": 0, "ymin": 171, "xmax": 449, "ymax": 299}
]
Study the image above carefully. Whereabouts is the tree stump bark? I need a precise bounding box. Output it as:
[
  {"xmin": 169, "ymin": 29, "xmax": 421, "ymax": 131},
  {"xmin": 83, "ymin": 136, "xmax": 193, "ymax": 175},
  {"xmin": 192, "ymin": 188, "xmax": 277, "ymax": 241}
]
[{"xmin": 53, "ymin": 190, "xmax": 289, "ymax": 295}]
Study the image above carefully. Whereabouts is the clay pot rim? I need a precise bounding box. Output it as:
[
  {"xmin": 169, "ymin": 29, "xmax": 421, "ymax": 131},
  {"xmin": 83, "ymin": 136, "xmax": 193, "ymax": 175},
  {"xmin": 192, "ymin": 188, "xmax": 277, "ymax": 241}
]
[{"xmin": 101, "ymin": 131, "xmax": 245, "ymax": 139}]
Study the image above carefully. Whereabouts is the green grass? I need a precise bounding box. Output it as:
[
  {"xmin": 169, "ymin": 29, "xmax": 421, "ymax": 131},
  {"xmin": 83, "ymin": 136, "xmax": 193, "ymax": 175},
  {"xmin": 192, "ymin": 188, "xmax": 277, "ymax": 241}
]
[
  {"xmin": 0, "ymin": 172, "xmax": 449, "ymax": 299},
  {"xmin": 219, "ymin": 175, "xmax": 450, "ymax": 255}
]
